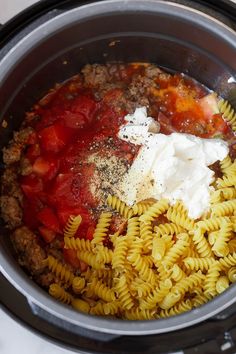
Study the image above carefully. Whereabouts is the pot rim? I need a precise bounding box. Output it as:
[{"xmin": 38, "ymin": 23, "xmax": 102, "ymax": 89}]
[{"xmin": 0, "ymin": 0, "xmax": 236, "ymax": 335}]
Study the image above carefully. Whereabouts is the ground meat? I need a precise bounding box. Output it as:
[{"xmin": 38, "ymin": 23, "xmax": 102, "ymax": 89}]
[
  {"xmin": 82, "ymin": 64, "xmax": 111, "ymax": 87},
  {"xmin": 145, "ymin": 64, "xmax": 163, "ymax": 78},
  {"xmin": 11, "ymin": 226, "xmax": 47, "ymax": 275},
  {"xmin": 2, "ymin": 127, "xmax": 34, "ymax": 165},
  {"xmin": 1, "ymin": 167, "xmax": 23, "ymax": 204},
  {"xmin": 19, "ymin": 156, "xmax": 33, "ymax": 176},
  {"xmin": 0, "ymin": 196, "xmax": 22, "ymax": 229}
]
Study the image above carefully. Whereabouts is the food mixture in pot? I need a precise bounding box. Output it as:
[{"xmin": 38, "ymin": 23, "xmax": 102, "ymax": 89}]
[{"xmin": 1, "ymin": 63, "xmax": 236, "ymax": 319}]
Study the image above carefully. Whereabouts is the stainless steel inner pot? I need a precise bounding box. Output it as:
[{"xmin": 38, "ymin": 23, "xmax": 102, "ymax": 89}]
[{"xmin": 0, "ymin": 0, "xmax": 236, "ymax": 337}]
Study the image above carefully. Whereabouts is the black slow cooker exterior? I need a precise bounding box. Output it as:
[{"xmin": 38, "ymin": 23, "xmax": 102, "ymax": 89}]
[{"xmin": 0, "ymin": 0, "xmax": 236, "ymax": 352}]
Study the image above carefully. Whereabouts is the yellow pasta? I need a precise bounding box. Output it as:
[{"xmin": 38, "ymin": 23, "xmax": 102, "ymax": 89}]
[
  {"xmin": 216, "ymin": 276, "xmax": 230, "ymax": 294},
  {"xmin": 159, "ymin": 299, "xmax": 192, "ymax": 318},
  {"xmin": 91, "ymin": 212, "xmax": 112, "ymax": 246},
  {"xmin": 228, "ymin": 267, "xmax": 236, "ymax": 283},
  {"xmin": 72, "ymin": 298, "xmax": 90, "ymax": 313},
  {"xmin": 139, "ymin": 199, "xmax": 169, "ymax": 223},
  {"xmin": 192, "ymin": 228, "xmax": 213, "ymax": 258},
  {"xmin": 107, "ymin": 195, "xmax": 133, "ymax": 219},
  {"xmin": 64, "ymin": 236, "xmax": 92, "ymax": 252},
  {"xmin": 49, "ymin": 283, "xmax": 73, "ymax": 304},
  {"xmin": 45, "ymin": 255, "xmax": 75, "ymax": 285},
  {"xmin": 47, "ymin": 183, "xmax": 236, "ymax": 320},
  {"xmin": 166, "ymin": 208, "xmax": 195, "ymax": 231},
  {"xmin": 72, "ymin": 276, "xmax": 86, "ymax": 294},
  {"xmin": 64, "ymin": 215, "xmax": 82, "ymax": 238},
  {"xmin": 132, "ymin": 200, "xmax": 155, "ymax": 215},
  {"xmin": 183, "ymin": 257, "xmax": 216, "ymax": 272},
  {"xmin": 218, "ymin": 98, "xmax": 236, "ymax": 131}
]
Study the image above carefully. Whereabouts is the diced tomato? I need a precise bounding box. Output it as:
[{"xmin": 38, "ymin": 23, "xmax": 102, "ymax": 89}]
[
  {"xmin": 86, "ymin": 225, "xmax": 95, "ymax": 240},
  {"xmin": 158, "ymin": 112, "xmax": 177, "ymax": 135},
  {"xmin": 22, "ymin": 199, "xmax": 41, "ymax": 229},
  {"xmin": 26, "ymin": 144, "xmax": 41, "ymax": 163},
  {"xmin": 39, "ymin": 123, "xmax": 74, "ymax": 153},
  {"xmin": 63, "ymin": 96, "xmax": 97, "ymax": 129},
  {"xmin": 63, "ymin": 248, "xmax": 81, "ymax": 269},
  {"xmin": 37, "ymin": 207, "xmax": 61, "ymax": 233},
  {"xmin": 20, "ymin": 174, "xmax": 44, "ymax": 199},
  {"xmin": 79, "ymin": 260, "xmax": 88, "ymax": 272},
  {"xmin": 33, "ymin": 156, "xmax": 59, "ymax": 180},
  {"xmin": 38, "ymin": 226, "xmax": 56, "ymax": 243},
  {"xmin": 49, "ymin": 173, "xmax": 77, "ymax": 209}
]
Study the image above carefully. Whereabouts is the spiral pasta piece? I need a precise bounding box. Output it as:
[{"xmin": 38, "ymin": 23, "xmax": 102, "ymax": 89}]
[
  {"xmin": 124, "ymin": 308, "xmax": 156, "ymax": 320},
  {"xmin": 49, "ymin": 283, "xmax": 73, "ymax": 304},
  {"xmin": 64, "ymin": 236, "xmax": 92, "ymax": 252},
  {"xmin": 171, "ymin": 264, "xmax": 186, "ymax": 282},
  {"xmin": 217, "ymin": 175, "xmax": 236, "ymax": 188},
  {"xmin": 183, "ymin": 257, "xmax": 216, "ymax": 272},
  {"xmin": 159, "ymin": 299, "xmax": 192, "ymax": 318},
  {"xmin": 192, "ymin": 293, "xmax": 209, "ymax": 308},
  {"xmin": 140, "ymin": 279, "xmax": 172, "ymax": 310},
  {"xmin": 152, "ymin": 237, "xmax": 166, "ymax": 261},
  {"xmin": 112, "ymin": 235, "xmax": 129, "ymax": 270},
  {"xmin": 216, "ymin": 276, "xmax": 230, "ymax": 294},
  {"xmin": 126, "ymin": 217, "xmax": 140, "ymax": 241},
  {"xmin": 161, "ymin": 233, "xmax": 189, "ymax": 269},
  {"xmin": 115, "ymin": 274, "xmax": 134, "ymax": 310},
  {"xmin": 166, "ymin": 208, "xmax": 195, "ymax": 231},
  {"xmin": 192, "ymin": 228, "xmax": 213, "ymax": 258},
  {"xmin": 130, "ymin": 278, "xmax": 153, "ymax": 298},
  {"xmin": 219, "ymin": 252, "xmax": 236, "ymax": 269},
  {"xmin": 107, "ymin": 195, "xmax": 134, "ymax": 219},
  {"xmin": 211, "ymin": 199, "xmax": 236, "ymax": 217},
  {"xmin": 196, "ymin": 216, "xmax": 230, "ymax": 232},
  {"xmin": 72, "ymin": 276, "xmax": 86, "ymax": 294},
  {"xmin": 228, "ymin": 267, "xmax": 236, "ymax": 283},
  {"xmin": 95, "ymin": 245, "xmax": 113, "ymax": 264},
  {"xmin": 91, "ymin": 212, "xmax": 112, "ymax": 246},
  {"xmin": 128, "ymin": 250, "xmax": 156, "ymax": 284},
  {"xmin": 172, "ymin": 271, "xmax": 205, "ymax": 299},
  {"xmin": 218, "ymin": 98, "xmax": 236, "ymax": 131},
  {"xmin": 140, "ymin": 221, "xmax": 153, "ymax": 252},
  {"xmin": 72, "ymin": 298, "xmax": 90, "ymax": 313},
  {"xmin": 132, "ymin": 200, "xmax": 155, "ymax": 215},
  {"xmin": 64, "ymin": 215, "xmax": 82, "ymax": 238},
  {"xmin": 46, "ymin": 255, "xmax": 75, "ymax": 285},
  {"xmin": 77, "ymin": 250, "xmax": 105, "ymax": 270},
  {"xmin": 220, "ymin": 155, "xmax": 232, "ymax": 173},
  {"xmin": 154, "ymin": 222, "xmax": 184, "ymax": 238},
  {"xmin": 228, "ymin": 239, "xmax": 236, "ymax": 253},
  {"xmin": 203, "ymin": 262, "xmax": 221, "ymax": 297},
  {"xmin": 87, "ymin": 278, "xmax": 116, "ymax": 302},
  {"xmin": 212, "ymin": 221, "xmax": 233, "ymax": 257},
  {"xmin": 139, "ymin": 199, "xmax": 169, "ymax": 224}
]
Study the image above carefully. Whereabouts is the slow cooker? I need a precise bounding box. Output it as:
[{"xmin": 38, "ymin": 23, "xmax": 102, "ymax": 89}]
[{"xmin": 0, "ymin": 0, "xmax": 236, "ymax": 352}]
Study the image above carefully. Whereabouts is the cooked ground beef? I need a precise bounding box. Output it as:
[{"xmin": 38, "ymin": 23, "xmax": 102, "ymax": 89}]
[
  {"xmin": 0, "ymin": 196, "xmax": 22, "ymax": 229},
  {"xmin": 2, "ymin": 127, "xmax": 34, "ymax": 165},
  {"xmin": 1, "ymin": 167, "xmax": 23, "ymax": 204},
  {"xmin": 11, "ymin": 226, "xmax": 47, "ymax": 275}
]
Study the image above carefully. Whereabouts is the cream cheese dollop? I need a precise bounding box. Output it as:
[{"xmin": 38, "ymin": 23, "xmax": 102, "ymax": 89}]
[{"xmin": 117, "ymin": 107, "xmax": 229, "ymax": 219}]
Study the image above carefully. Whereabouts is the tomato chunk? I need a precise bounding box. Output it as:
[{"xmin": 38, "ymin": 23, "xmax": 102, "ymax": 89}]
[
  {"xmin": 37, "ymin": 207, "xmax": 61, "ymax": 233},
  {"xmin": 20, "ymin": 174, "xmax": 44, "ymax": 199},
  {"xmin": 63, "ymin": 96, "xmax": 97, "ymax": 129},
  {"xmin": 33, "ymin": 156, "xmax": 59, "ymax": 180},
  {"xmin": 39, "ymin": 226, "xmax": 56, "ymax": 243},
  {"xmin": 63, "ymin": 248, "xmax": 81, "ymax": 269},
  {"xmin": 39, "ymin": 123, "xmax": 74, "ymax": 153}
]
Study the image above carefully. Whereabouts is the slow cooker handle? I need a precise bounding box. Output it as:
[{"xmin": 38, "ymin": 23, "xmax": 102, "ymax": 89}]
[{"xmin": 27, "ymin": 299, "xmax": 121, "ymax": 342}]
